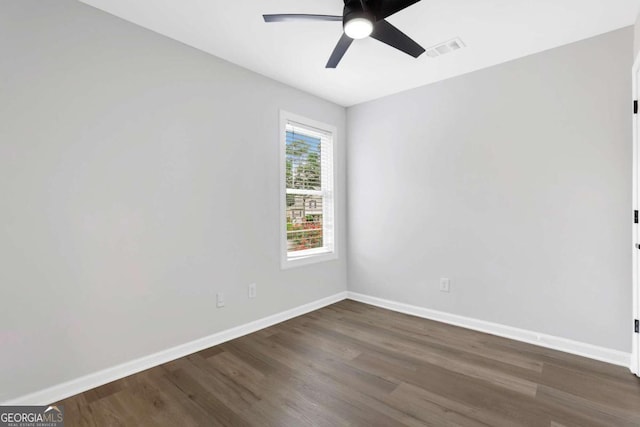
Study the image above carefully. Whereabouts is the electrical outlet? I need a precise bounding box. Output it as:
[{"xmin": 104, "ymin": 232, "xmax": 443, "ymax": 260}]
[
  {"xmin": 216, "ymin": 292, "xmax": 225, "ymax": 308},
  {"xmin": 248, "ymin": 283, "xmax": 256, "ymax": 299},
  {"xmin": 439, "ymin": 278, "xmax": 451, "ymax": 293}
]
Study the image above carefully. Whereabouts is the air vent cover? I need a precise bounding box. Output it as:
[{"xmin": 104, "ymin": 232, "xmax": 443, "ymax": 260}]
[{"xmin": 425, "ymin": 37, "xmax": 465, "ymax": 58}]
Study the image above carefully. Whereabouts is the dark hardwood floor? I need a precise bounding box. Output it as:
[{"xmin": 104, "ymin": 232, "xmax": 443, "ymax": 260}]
[{"xmin": 58, "ymin": 300, "xmax": 640, "ymax": 426}]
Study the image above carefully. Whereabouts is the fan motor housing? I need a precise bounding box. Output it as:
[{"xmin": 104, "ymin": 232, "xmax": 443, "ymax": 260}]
[{"xmin": 343, "ymin": 0, "xmax": 375, "ymax": 27}]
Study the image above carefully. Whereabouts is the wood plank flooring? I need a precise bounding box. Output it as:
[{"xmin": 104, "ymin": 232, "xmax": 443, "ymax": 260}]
[{"xmin": 57, "ymin": 300, "xmax": 640, "ymax": 426}]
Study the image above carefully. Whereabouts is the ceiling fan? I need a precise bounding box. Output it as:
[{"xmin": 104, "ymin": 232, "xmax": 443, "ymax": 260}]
[{"xmin": 263, "ymin": 0, "xmax": 425, "ymax": 68}]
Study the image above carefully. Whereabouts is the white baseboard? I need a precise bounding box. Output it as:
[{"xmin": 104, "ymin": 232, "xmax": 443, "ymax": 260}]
[
  {"xmin": 5, "ymin": 289, "xmax": 632, "ymax": 405},
  {"xmin": 347, "ymin": 291, "xmax": 631, "ymax": 369},
  {"xmin": 3, "ymin": 291, "xmax": 348, "ymax": 406}
]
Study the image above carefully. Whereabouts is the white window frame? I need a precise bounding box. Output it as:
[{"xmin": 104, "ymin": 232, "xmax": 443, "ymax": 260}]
[{"xmin": 280, "ymin": 110, "xmax": 338, "ymax": 269}]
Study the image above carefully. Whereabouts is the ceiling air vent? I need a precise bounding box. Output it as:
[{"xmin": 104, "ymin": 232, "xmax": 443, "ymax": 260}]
[{"xmin": 425, "ymin": 38, "xmax": 465, "ymax": 58}]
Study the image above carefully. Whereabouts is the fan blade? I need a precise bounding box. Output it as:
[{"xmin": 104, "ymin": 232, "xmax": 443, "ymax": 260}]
[
  {"xmin": 263, "ymin": 14, "xmax": 342, "ymax": 23},
  {"xmin": 372, "ymin": 0, "xmax": 421, "ymax": 20},
  {"xmin": 326, "ymin": 33, "xmax": 354, "ymax": 68},
  {"xmin": 370, "ymin": 19, "xmax": 425, "ymax": 58}
]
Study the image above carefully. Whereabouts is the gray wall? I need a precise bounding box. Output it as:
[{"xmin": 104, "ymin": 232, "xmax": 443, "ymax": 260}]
[
  {"xmin": 347, "ymin": 27, "xmax": 633, "ymax": 352},
  {"xmin": 635, "ymin": 12, "xmax": 640, "ymax": 59},
  {"xmin": 0, "ymin": 1, "xmax": 346, "ymax": 401}
]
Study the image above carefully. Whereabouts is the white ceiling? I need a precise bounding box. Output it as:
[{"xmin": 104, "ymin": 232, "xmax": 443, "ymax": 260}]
[{"xmin": 79, "ymin": 0, "xmax": 640, "ymax": 106}]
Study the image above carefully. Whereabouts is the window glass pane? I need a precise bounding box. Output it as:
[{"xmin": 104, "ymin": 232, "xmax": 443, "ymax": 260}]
[
  {"xmin": 286, "ymin": 194, "xmax": 323, "ymax": 251},
  {"xmin": 286, "ymin": 130, "xmax": 321, "ymax": 191}
]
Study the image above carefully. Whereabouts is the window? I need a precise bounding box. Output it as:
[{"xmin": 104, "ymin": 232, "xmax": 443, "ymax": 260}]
[{"xmin": 280, "ymin": 111, "xmax": 337, "ymax": 268}]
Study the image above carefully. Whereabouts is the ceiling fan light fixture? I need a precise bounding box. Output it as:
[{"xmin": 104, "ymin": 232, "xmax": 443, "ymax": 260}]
[
  {"xmin": 344, "ymin": 17, "xmax": 373, "ymax": 39},
  {"xmin": 264, "ymin": 0, "xmax": 426, "ymax": 68}
]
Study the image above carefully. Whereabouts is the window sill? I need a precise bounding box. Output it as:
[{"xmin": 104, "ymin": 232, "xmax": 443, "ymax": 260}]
[{"xmin": 281, "ymin": 249, "xmax": 337, "ymax": 270}]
